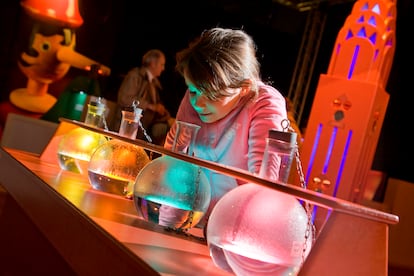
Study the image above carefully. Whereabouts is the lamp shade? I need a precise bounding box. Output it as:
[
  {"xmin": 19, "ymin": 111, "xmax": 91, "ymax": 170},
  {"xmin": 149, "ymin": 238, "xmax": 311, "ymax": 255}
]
[{"xmin": 21, "ymin": 0, "xmax": 84, "ymax": 27}]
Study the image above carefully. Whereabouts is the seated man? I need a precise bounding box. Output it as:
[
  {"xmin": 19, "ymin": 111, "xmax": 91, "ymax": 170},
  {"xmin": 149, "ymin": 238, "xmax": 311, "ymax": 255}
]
[{"xmin": 115, "ymin": 49, "xmax": 173, "ymax": 145}]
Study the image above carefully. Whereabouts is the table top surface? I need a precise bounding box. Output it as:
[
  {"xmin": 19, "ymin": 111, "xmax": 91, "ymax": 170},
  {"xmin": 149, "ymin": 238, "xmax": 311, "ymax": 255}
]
[
  {"xmin": 0, "ymin": 120, "xmax": 400, "ymax": 275},
  {"xmin": 2, "ymin": 147, "xmax": 232, "ymax": 275}
]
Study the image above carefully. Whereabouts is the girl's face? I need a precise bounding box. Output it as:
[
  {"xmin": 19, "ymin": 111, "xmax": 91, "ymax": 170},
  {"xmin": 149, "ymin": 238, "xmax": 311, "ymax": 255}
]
[{"xmin": 186, "ymin": 81, "xmax": 243, "ymax": 123}]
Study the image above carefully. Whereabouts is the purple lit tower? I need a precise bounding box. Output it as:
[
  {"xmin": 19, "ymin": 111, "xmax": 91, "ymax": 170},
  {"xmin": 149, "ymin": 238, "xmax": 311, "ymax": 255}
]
[{"xmin": 298, "ymin": 0, "xmax": 396, "ymax": 210}]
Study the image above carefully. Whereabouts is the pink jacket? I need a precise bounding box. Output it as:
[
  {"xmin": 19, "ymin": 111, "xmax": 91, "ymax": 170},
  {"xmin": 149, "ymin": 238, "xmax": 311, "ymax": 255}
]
[{"xmin": 164, "ymin": 81, "xmax": 287, "ymax": 224}]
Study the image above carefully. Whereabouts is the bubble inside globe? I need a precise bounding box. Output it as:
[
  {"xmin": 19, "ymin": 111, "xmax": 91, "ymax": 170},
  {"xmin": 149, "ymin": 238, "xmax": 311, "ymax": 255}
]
[
  {"xmin": 133, "ymin": 155, "xmax": 211, "ymax": 230},
  {"xmin": 206, "ymin": 183, "xmax": 313, "ymax": 276},
  {"xmin": 88, "ymin": 139, "xmax": 150, "ymax": 197}
]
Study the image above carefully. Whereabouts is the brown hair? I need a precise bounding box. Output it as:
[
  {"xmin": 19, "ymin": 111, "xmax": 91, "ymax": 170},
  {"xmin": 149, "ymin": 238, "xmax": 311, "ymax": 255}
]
[{"xmin": 175, "ymin": 27, "xmax": 260, "ymax": 100}]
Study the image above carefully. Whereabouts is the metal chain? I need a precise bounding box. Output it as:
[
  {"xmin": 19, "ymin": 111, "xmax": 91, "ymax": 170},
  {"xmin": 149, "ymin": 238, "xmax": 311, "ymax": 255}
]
[
  {"xmin": 101, "ymin": 115, "xmax": 109, "ymax": 131},
  {"xmin": 185, "ymin": 166, "xmax": 202, "ymax": 231},
  {"xmin": 166, "ymin": 165, "xmax": 201, "ymax": 235},
  {"xmin": 138, "ymin": 120, "xmax": 153, "ymax": 143},
  {"xmin": 282, "ymin": 118, "xmax": 316, "ymax": 267},
  {"xmin": 131, "ymin": 100, "xmax": 153, "ymax": 144},
  {"xmin": 294, "ymin": 144, "xmax": 316, "ymax": 266}
]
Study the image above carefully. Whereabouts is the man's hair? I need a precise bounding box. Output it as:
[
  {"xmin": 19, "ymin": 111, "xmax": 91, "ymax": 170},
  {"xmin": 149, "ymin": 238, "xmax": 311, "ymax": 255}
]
[{"xmin": 142, "ymin": 49, "xmax": 164, "ymax": 67}]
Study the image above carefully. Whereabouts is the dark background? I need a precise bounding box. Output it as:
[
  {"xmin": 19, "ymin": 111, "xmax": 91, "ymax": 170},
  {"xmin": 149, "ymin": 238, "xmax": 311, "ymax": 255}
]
[{"xmin": 1, "ymin": 0, "xmax": 413, "ymax": 184}]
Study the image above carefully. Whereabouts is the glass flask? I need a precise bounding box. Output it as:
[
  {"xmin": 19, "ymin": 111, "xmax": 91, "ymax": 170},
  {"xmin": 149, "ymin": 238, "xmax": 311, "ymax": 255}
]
[
  {"xmin": 57, "ymin": 98, "xmax": 108, "ymax": 174},
  {"xmin": 259, "ymin": 130, "xmax": 297, "ymax": 184},
  {"xmin": 206, "ymin": 130, "xmax": 313, "ymax": 276},
  {"xmin": 133, "ymin": 121, "xmax": 211, "ymax": 231},
  {"xmin": 88, "ymin": 107, "xmax": 150, "ymax": 197}
]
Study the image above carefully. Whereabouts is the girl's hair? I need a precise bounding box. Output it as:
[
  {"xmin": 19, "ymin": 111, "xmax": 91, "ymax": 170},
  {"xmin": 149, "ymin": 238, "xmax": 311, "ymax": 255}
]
[
  {"xmin": 142, "ymin": 49, "xmax": 164, "ymax": 67},
  {"xmin": 175, "ymin": 27, "xmax": 260, "ymax": 100}
]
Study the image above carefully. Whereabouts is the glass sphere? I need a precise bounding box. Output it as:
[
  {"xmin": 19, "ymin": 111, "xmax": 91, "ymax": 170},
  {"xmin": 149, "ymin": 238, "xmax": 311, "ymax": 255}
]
[
  {"xmin": 133, "ymin": 155, "xmax": 211, "ymax": 231},
  {"xmin": 57, "ymin": 128, "xmax": 108, "ymax": 174},
  {"xmin": 88, "ymin": 139, "xmax": 150, "ymax": 197},
  {"xmin": 206, "ymin": 183, "xmax": 313, "ymax": 276}
]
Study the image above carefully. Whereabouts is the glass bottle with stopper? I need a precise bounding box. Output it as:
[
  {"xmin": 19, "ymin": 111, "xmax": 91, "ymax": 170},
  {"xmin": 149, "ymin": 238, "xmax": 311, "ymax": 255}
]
[
  {"xmin": 56, "ymin": 97, "xmax": 108, "ymax": 174},
  {"xmin": 88, "ymin": 101, "xmax": 150, "ymax": 197},
  {"xmin": 133, "ymin": 121, "xmax": 211, "ymax": 231}
]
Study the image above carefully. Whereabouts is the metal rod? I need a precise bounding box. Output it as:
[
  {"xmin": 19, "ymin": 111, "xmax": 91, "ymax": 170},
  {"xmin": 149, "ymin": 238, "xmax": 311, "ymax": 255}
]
[{"xmin": 60, "ymin": 118, "xmax": 398, "ymax": 225}]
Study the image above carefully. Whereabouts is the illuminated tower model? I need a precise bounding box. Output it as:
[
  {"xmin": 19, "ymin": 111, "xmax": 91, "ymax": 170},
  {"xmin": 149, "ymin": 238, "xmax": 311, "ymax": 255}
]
[{"xmin": 299, "ymin": 0, "xmax": 396, "ymax": 207}]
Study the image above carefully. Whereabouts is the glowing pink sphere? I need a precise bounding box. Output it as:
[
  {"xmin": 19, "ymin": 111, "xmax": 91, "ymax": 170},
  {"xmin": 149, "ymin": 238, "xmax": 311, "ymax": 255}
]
[{"xmin": 206, "ymin": 183, "xmax": 313, "ymax": 275}]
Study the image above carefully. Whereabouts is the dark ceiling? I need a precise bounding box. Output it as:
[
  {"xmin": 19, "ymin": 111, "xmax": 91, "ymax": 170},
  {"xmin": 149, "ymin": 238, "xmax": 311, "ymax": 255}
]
[{"xmin": 273, "ymin": 0, "xmax": 356, "ymax": 11}]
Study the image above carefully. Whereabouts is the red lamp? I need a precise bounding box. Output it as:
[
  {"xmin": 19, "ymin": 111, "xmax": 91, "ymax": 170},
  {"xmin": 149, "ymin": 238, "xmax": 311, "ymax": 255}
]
[{"xmin": 20, "ymin": 0, "xmax": 83, "ymax": 28}]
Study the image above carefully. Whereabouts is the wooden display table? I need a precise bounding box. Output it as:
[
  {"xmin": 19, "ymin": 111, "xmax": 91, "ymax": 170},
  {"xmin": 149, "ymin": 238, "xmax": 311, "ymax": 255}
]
[
  {"xmin": 0, "ymin": 148, "xmax": 230, "ymax": 275},
  {"xmin": 0, "ymin": 120, "xmax": 399, "ymax": 274}
]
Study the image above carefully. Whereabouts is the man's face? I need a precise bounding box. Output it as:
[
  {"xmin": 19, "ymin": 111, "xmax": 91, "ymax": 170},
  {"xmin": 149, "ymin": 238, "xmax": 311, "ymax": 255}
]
[{"xmin": 150, "ymin": 56, "xmax": 165, "ymax": 77}]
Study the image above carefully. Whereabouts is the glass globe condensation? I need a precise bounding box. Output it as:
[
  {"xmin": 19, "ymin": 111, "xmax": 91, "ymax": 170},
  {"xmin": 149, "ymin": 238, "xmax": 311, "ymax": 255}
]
[
  {"xmin": 206, "ymin": 183, "xmax": 313, "ymax": 276},
  {"xmin": 133, "ymin": 155, "xmax": 211, "ymax": 231},
  {"xmin": 88, "ymin": 139, "xmax": 150, "ymax": 197}
]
